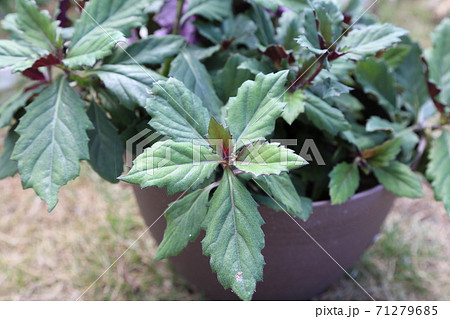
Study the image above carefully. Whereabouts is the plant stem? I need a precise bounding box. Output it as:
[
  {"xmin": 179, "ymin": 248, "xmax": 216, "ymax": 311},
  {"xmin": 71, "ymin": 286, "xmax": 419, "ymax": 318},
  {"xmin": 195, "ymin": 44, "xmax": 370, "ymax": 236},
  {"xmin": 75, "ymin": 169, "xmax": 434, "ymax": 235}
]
[{"xmin": 161, "ymin": 0, "xmax": 184, "ymax": 77}]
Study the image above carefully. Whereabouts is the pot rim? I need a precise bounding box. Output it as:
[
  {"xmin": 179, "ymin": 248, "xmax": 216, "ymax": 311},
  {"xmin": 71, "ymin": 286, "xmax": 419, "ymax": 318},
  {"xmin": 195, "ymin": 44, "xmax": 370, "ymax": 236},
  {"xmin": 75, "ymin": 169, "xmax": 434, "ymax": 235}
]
[{"xmin": 313, "ymin": 135, "xmax": 427, "ymax": 208}]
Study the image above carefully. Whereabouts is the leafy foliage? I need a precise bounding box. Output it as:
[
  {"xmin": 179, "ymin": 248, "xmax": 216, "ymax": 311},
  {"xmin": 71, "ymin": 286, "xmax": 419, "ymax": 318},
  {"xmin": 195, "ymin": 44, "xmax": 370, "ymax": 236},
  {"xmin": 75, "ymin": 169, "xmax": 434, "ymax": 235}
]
[{"xmin": 1, "ymin": 0, "xmax": 449, "ymax": 301}]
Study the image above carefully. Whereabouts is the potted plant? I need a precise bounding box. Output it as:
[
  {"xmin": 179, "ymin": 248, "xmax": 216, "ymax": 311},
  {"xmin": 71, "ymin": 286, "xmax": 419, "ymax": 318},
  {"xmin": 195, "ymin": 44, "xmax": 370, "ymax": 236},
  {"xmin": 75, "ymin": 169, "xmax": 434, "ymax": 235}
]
[{"xmin": 0, "ymin": 0, "xmax": 448, "ymax": 300}]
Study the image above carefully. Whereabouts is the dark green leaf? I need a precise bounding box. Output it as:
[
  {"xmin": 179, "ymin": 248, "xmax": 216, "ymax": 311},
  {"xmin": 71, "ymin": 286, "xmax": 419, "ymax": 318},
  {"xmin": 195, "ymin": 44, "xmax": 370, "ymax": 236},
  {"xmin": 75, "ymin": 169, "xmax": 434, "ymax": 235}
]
[
  {"xmin": 119, "ymin": 140, "xmax": 222, "ymax": 194},
  {"xmin": 329, "ymin": 161, "xmax": 360, "ymax": 204},
  {"xmin": 155, "ymin": 187, "xmax": 212, "ymax": 260},
  {"xmin": 202, "ymin": 169, "xmax": 264, "ymax": 301},
  {"xmin": 214, "ymin": 54, "xmax": 253, "ymax": 104},
  {"xmin": 373, "ymin": 161, "xmax": 423, "ymax": 198},
  {"xmin": 355, "ymin": 58, "xmax": 396, "ymax": 116},
  {"xmin": 12, "ymin": 76, "xmax": 93, "ymax": 210},
  {"xmin": 247, "ymin": 2, "xmax": 275, "ymax": 46},
  {"xmin": 296, "ymin": 8, "xmax": 327, "ymax": 55},
  {"xmin": 362, "ymin": 138, "xmax": 402, "ymax": 167},
  {"xmin": 170, "ymin": 51, "xmax": 222, "ymax": 120},
  {"xmin": 87, "ymin": 101, "xmax": 124, "ymax": 183}
]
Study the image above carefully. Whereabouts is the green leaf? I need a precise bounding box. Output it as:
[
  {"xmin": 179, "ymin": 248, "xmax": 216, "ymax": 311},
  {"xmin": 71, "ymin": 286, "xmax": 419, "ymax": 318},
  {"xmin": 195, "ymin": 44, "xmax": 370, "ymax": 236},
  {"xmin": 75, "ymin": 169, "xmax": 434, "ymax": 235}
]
[
  {"xmin": 254, "ymin": 173, "xmax": 305, "ymax": 218},
  {"xmin": 119, "ymin": 140, "xmax": 222, "ymax": 194},
  {"xmin": 207, "ymin": 117, "xmax": 232, "ymax": 157},
  {"xmin": 105, "ymin": 35, "xmax": 185, "ymax": 65},
  {"xmin": 155, "ymin": 187, "xmax": 212, "ymax": 260},
  {"xmin": 0, "ymin": 86, "xmax": 44, "ymax": 128},
  {"xmin": 303, "ymin": 91, "xmax": 350, "ymax": 136},
  {"xmin": 214, "ymin": 54, "xmax": 254, "ymax": 104},
  {"xmin": 329, "ymin": 161, "xmax": 360, "ymax": 205},
  {"xmin": 182, "ymin": 0, "xmax": 232, "ymax": 24},
  {"xmin": 235, "ymin": 141, "xmax": 306, "ymax": 176},
  {"xmin": 90, "ymin": 64, "xmax": 165, "ymax": 110},
  {"xmin": 395, "ymin": 40, "xmax": 429, "ymax": 113},
  {"xmin": 339, "ymin": 24, "xmax": 408, "ymax": 60},
  {"xmin": 282, "ymin": 90, "xmax": 305, "ymax": 125},
  {"xmin": 170, "ymin": 51, "xmax": 222, "ymax": 120},
  {"xmin": 11, "ymin": 76, "xmax": 93, "ymax": 211},
  {"xmin": 276, "ymin": 10, "xmax": 303, "ymax": 51},
  {"xmin": 296, "ymin": 8, "xmax": 327, "ymax": 55},
  {"xmin": 425, "ymin": 18, "xmax": 450, "ymax": 104},
  {"xmin": 145, "ymin": 78, "xmax": 211, "ymax": 146},
  {"xmin": 355, "ymin": 58, "xmax": 396, "ymax": 116},
  {"xmin": 365, "ymin": 116, "xmax": 403, "ymax": 133},
  {"xmin": 426, "ymin": 130, "xmax": 450, "ymax": 214},
  {"xmin": 0, "ymin": 129, "xmax": 19, "ymax": 179},
  {"xmin": 15, "ymin": 0, "xmax": 62, "ymax": 51},
  {"xmin": 382, "ymin": 44, "xmax": 412, "ymax": 69},
  {"xmin": 65, "ymin": 0, "xmax": 149, "ymax": 68},
  {"xmin": 248, "ymin": 2, "xmax": 275, "ymax": 46},
  {"xmin": 87, "ymin": 101, "xmax": 124, "ymax": 183},
  {"xmin": 373, "ymin": 161, "xmax": 423, "ymax": 198},
  {"xmin": 64, "ymin": 29, "xmax": 125, "ymax": 68},
  {"xmin": 254, "ymin": 0, "xmax": 307, "ymax": 13},
  {"xmin": 202, "ymin": 169, "xmax": 264, "ymax": 301},
  {"xmin": 0, "ymin": 39, "xmax": 47, "ymax": 72},
  {"xmin": 362, "ymin": 138, "xmax": 402, "ymax": 168},
  {"xmin": 225, "ymin": 71, "xmax": 288, "ymax": 149}
]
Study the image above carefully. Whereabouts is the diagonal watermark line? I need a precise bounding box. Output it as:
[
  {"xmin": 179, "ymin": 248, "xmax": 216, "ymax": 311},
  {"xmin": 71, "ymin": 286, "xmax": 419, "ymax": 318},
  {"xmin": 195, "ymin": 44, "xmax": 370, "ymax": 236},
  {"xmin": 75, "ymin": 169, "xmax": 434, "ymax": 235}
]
[
  {"xmin": 71, "ymin": 0, "xmax": 201, "ymax": 127},
  {"xmin": 253, "ymin": 179, "xmax": 376, "ymax": 301},
  {"xmin": 75, "ymin": 179, "xmax": 200, "ymax": 301},
  {"xmin": 245, "ymin": 0, "xmax": 380, "ymax": 136}
]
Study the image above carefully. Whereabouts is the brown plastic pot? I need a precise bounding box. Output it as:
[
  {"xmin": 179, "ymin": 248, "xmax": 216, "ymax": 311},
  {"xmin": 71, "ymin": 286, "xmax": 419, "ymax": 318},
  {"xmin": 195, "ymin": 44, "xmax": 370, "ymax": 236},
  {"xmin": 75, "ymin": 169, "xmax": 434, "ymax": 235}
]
[{"xmin": 133, "ymin": 183, "xmax": 396, "ymax": 300}]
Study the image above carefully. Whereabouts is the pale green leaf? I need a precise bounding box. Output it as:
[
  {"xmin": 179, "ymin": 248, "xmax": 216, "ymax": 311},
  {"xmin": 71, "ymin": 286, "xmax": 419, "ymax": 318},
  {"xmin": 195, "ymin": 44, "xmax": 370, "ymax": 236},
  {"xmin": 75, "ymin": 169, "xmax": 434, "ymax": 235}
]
[
  {"xmin": 11, "ymin": 76, "xmax": 93, "ymax": 210},
  {"xmin": 145, "ymin": 78, "xmax": 211, "ymax": 146},
  {"xmin": 303, "ymin": 91, "xmax": 350, "ymax": 136},
  {"xmin": 155, "ymin": 187, "xmax": 212, "ymax": 260},
  {"xmin": 105, "ymin": 35, "xmax": 185, "ymax": 65},
  {"xmin": 373, "ymin": 161, "xmax": 423, "ymax": 198},
  {"xmin": 87, "ymin": 101, "xmax": 124, "ymax": 183},
  {"xmin": 339, "ymin": 24, "xmax": 408, "ymax": 60},
  {"xmin": 202, "ymin": 169, "xmax": 264, "ymax": 301},
  {"xmin": 254, "ymin": 173, "xmax": 305, "ymax": 218},
  {"xmin": 426, "ymin": 130, "xmax": 450, "ymax": 214},
  {"xmin": 235, "ymin": 142, "xmax": 307, "ymax": 176},
  {"xmin": 90, "ymin": 64, "xmax": 165, "ymax": 109},
  {"xmin": 282, "ymin": 90, "xmax": 305, "ymax": 125},
  {"xmin": 119, "ymin": 140, "xmax": 222, "ymax": 194},
  {"xmin": 0, "ymin": 86, "xmax": 45, "ymax": 128},
  {"xmin": 225, "ymin": 71, "xmax": 288, "ymax": 149},
  {"xmin": 426, "ymin": 18, "xmax": 450, "ymax": 104},
  {"xmin": 0, "ymin": 129, "xmax": 19, "ymax": 179},
  {"xmin": 0, "ymin": 39, "xmax": 48, "ymax": 72},
  {"xmin": 329, "ymin": 161, "xmax": 360, "ymax": 205},
  {"xmin": 170, "ymin": 51, "xmax": 222, "ymax": 120},
  {"xmin": 66, "ymin": 0, "xmax": 149, "ymax": 68},
  {"xmin": 182, "ymin": 0, "xmax": 232, "ymax": 24},
  {"xmin": 15, "ymin": 0, "xmax": 62, "ymax": 51}
]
